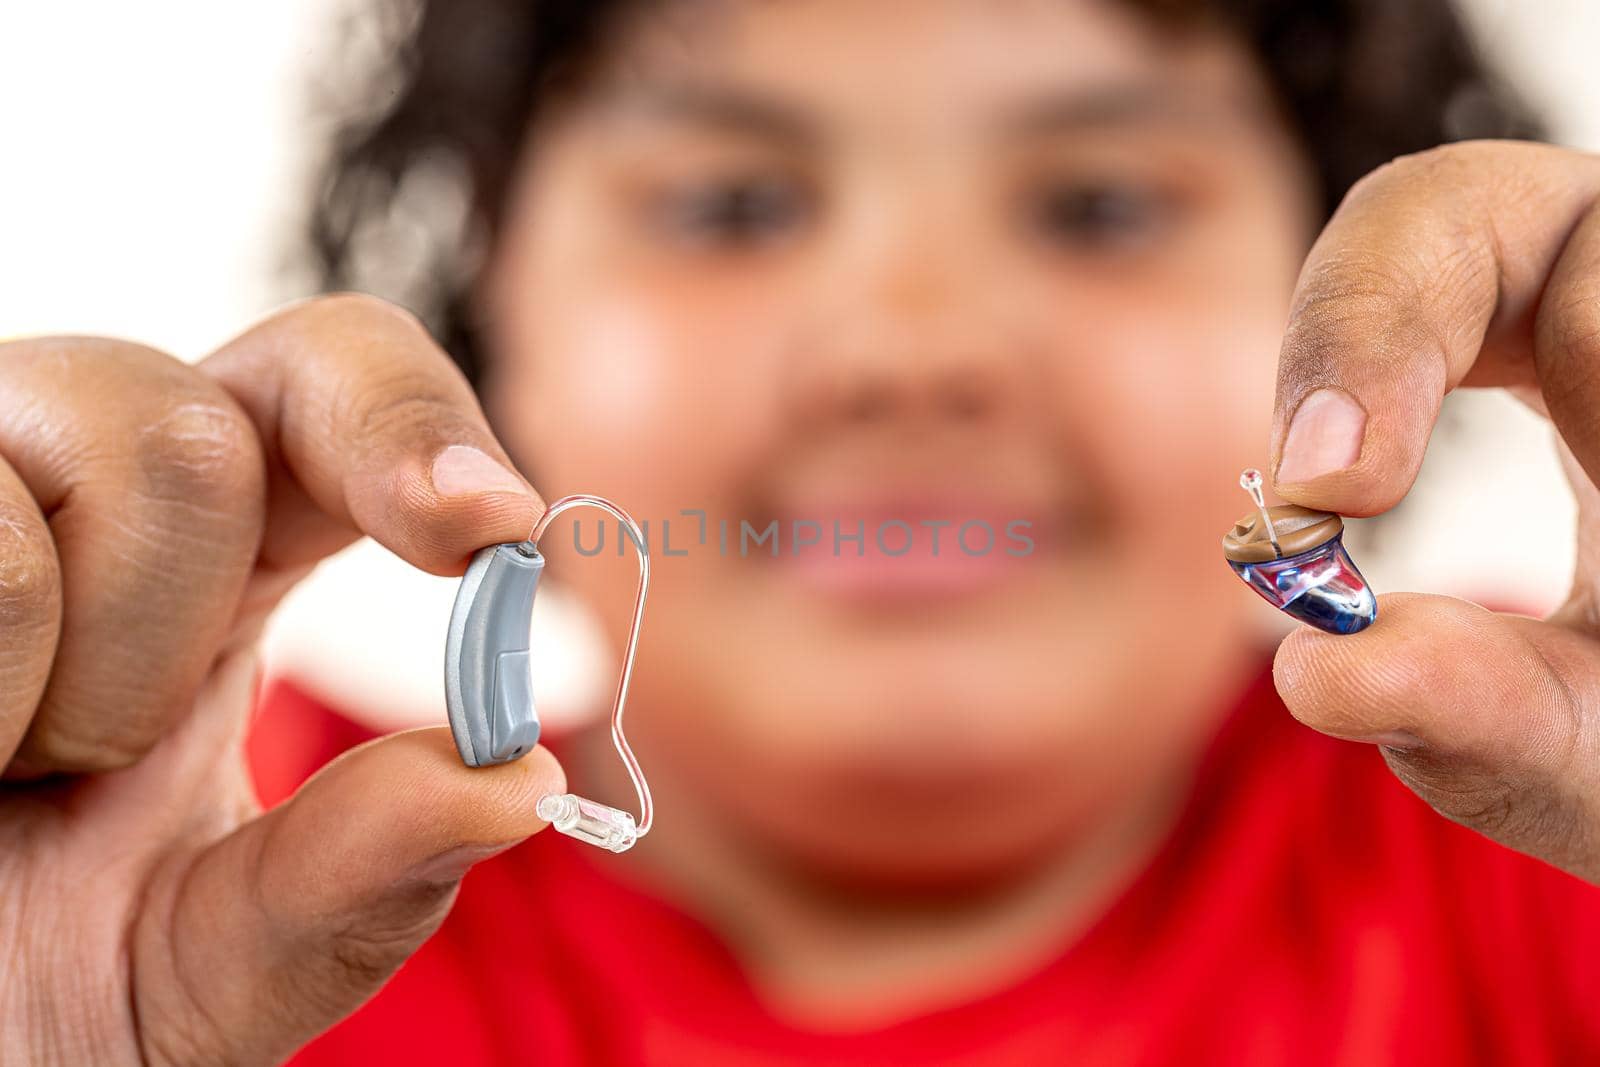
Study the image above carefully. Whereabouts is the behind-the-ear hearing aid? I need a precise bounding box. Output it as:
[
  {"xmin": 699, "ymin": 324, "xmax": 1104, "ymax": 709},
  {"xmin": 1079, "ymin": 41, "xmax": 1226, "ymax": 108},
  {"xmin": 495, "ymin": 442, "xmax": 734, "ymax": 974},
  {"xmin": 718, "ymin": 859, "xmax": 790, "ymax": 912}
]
[{"xmin": 445, "ymin": 494, "xmax": 652, "ymax": 853}]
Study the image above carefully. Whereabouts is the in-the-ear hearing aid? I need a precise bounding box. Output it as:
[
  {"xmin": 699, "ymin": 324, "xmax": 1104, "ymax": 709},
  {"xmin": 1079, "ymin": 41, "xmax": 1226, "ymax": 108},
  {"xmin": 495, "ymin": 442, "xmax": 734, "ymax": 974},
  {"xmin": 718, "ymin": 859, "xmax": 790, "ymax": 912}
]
[
  {"xmin": 445, "ymin": 493, "xmax": 652, "ymax": 853},
  {"xmin": 1223, "ymin": 468, "xmax": 1376, "ymax": 635}
]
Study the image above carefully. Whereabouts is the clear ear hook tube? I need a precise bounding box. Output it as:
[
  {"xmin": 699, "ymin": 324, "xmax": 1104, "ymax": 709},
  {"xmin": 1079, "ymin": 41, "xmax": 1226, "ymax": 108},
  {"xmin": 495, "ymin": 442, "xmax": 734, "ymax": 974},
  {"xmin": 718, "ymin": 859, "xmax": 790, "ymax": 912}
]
[
  {"xmin": 529, "ymin": 495, "xmax": 653, "ymax": 851},
  {"xmin": 443, "ymin": 493, "xmax": 653, "ymax": 853}
]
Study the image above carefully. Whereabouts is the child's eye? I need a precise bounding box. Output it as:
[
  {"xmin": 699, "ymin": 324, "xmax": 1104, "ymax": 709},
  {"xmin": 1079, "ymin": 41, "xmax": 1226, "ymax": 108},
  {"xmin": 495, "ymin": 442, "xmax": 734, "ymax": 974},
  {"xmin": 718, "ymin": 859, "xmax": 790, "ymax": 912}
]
[
  {"xmin": 655, "ymin": 176, "xmax": 811, "ymax": 245},
  {"xmin": 1027, "ymin": 181, "xmax": 1174, "ymax": 251}
]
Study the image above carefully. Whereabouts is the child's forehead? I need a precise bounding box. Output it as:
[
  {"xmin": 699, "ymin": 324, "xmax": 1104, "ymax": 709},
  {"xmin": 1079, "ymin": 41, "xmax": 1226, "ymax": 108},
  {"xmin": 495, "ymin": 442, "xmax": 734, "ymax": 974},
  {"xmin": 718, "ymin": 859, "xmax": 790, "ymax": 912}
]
[{"xmin": 580, "ymin": 0, "xmax": 1272, "ymax": 139}]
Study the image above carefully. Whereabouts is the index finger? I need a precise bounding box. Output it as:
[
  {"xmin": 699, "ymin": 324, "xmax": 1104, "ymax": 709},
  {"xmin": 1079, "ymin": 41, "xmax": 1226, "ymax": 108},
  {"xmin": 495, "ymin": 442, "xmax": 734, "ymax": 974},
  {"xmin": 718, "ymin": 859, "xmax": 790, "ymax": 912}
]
[
  {"xmin": 200, "ymin": 292, "xmax": 544, "ymax": 576},
  {"xmin": 1270, "ymin": 141, "xmax": 1600, "ymax": 515}
]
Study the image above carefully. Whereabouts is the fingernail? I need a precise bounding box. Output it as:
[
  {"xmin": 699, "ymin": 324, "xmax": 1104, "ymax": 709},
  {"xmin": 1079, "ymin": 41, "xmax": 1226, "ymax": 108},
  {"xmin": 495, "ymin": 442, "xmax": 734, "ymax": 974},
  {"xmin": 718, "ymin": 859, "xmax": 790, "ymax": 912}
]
[
  {"xmin": 1276, "ymin": 388, "xmax": 1367, "ymax": 485},
  {"xmin": 407, "ymin": 841, "xmax": 518, "ymax": 885},
  {"xmin": 431, "ymin": 445, "xmax": 528, "ymax": 498}
]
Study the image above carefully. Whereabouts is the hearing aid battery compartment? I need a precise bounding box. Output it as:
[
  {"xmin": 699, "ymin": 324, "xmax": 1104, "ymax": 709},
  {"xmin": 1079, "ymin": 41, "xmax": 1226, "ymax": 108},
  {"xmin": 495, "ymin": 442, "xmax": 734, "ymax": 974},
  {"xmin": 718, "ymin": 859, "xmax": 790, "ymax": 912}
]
[{"xmin": 445, "ymin": 542, "xmax": 546, "ymax": 768}]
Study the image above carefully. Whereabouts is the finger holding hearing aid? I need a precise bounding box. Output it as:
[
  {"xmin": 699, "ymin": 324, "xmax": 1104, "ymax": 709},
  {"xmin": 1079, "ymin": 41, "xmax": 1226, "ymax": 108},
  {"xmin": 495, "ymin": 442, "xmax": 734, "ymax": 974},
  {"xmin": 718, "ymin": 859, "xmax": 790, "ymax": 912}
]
[
  {"xmin": 1267, "ymin": 140, "xmax": 1600, "ymax": 883},
  {"xmin": 0, "ymin": 296, "xmax": 568, "ymax": 1066},
  {"xmin": 199, "ymin": 291, "xmax": 547, "ymax": 577},
  {"xmin": 1269, "ymin": 141, "xmax": 1600, "ymax": 511}
]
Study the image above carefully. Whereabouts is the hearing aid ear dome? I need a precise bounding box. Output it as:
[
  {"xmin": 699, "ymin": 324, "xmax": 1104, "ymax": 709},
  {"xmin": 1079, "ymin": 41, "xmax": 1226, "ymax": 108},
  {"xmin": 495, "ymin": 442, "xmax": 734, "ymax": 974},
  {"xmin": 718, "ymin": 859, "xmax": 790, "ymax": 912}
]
[{"xmin": 537, "ymin": 793, "xmax": 639, "ymax": 853}]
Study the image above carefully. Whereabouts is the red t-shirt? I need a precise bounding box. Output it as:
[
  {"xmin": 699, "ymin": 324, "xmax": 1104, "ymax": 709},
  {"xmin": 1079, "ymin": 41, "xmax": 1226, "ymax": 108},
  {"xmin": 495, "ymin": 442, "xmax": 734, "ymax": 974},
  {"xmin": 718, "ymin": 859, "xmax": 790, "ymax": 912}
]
[{"xmin": 251, "ymin": 665, "xmax": 1600, "ymax": 1065}]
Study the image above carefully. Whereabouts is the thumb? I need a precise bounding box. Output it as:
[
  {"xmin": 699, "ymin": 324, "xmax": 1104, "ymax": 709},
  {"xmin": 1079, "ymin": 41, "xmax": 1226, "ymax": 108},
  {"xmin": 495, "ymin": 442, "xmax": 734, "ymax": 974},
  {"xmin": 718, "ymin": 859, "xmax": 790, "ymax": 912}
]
[
  {"xmin": 1272, "ymin": 591, "xmax": 1600, "ymax": 879},
  {"xmin": 132, "ymin": 727, "xmax": 564, "ymax": 1066}
]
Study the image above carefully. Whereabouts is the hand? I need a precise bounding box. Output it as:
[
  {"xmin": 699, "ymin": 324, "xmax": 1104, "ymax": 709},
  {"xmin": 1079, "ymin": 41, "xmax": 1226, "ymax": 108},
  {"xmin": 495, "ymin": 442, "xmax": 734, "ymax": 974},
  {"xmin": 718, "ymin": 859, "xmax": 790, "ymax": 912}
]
[
  {"xmin": 1268, "ymin": 140, "xmax": 1600, "ymax": 882},
  {"xmin": 0, "ymin": 294, "xmax": 565, "ymax": 1065}
]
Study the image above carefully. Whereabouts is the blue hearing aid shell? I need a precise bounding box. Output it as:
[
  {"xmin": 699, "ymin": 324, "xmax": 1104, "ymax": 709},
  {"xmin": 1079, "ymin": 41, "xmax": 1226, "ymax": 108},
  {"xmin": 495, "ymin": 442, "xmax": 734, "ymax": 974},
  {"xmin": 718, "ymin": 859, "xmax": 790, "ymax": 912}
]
[
  {"xmin": 445, "ymin": 541, "xmax": 545, "ymax": 767},
  {"xmin": 1223, "ymin": 503, "xmax": 1377, "ymax": 636}
]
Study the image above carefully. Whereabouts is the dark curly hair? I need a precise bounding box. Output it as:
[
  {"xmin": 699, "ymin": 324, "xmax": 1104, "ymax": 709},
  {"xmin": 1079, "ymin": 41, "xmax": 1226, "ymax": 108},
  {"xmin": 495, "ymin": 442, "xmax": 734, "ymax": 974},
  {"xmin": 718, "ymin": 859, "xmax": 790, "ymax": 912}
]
[{"xmin": 303, "ymin": 0, "xmax": 1543, "ymax": 391}]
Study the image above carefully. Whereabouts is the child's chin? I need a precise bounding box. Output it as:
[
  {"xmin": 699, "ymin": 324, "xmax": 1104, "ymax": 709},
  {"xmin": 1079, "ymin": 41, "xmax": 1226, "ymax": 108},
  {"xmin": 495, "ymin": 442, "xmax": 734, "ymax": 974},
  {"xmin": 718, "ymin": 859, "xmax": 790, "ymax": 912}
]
[
  {"xmin": 760, "ymin": 809, "xmax": 1084, "ymax": 895},
  {"xmin": 728, "ymin": 744, "xmax": 1093, "ymax": 893}
]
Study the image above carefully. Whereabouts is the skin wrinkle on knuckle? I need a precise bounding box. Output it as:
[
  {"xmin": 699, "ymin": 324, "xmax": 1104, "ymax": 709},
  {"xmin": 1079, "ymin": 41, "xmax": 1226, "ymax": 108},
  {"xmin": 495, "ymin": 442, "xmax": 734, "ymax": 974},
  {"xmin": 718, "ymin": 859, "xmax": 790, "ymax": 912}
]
[
  {"xmin": 1427, "ymin": 230, "xmax": 1500, "ymax": 345},
  {"xmin": 136, "ymin": 995, "xmax": 224, "ymax": 1067},
  {"xmin": 1286, "ymin": 147, "xmax": 1502, "ymax": 395},
  {"xmin": 286, "ymin": 296, "xmax": 449, "ymax": 399},
  {"xmin": 312, "ymin": 331, "xmax": 462, "ymax": 445},
  {"xmin": 323, "ymin": 881, "xmax": 456, "ymax": 990},
  {"xmin": 90, "ymin": 503, "xmax": 245, "ymax": 615},
  {"xmin": 1282, "ymin": 258, "xmax": 1430, "ymax": 385},
  {"xmin": 29, "ymin": 709, "xmax": 156, "ymax": 772},
  {"xmin": 1456, "ymin": 777, "xmax": 1583, "ymax": 866},
  {"xmin": 1291, "ymin": 246, "xmax": 1421, "ymax": 321},
  {"xmin": 0, "ymin": 522, "xmax": 59, "ymax": 640},
  {"xmin": 1547, "ymin": 307, "xmax": 1600, "ymax": 368},
  {"xmin": 1511, "ymin": 631, "xmax": 1588, "ymax": 782},
  {"xmin": 135, "ymin": 399, "xmax": 265, "ymax": 514},
  {"xmin": 258, "ymin": 292, "xmax": 432, "ymax": 399},
  {"xmin": 1367, "ymin": 626, "xmax": 1594, "ymax": 867},
  {"xmin": 1276, "ymin": 312, "xmax": 1359, "ymax": 406},
  {"xmin": 230, "ymin": 790, "xmax": 458, "ymax": 1021},
  {"xmin": 20, "ymin": 517, "xmax": 256, "ymax": 771},
  {"xmin": 4, "ymin": 849, "xmax": 141, "ymax": 1065},
  {"xmin": 1381, "ymin": 749, "xmax": 1531, "ymax": 839},
  {"xmin": 133, "ymin": 851, "xmax": 265, "ymax": 1067},
  {"xmin": 1539, "ymin": 286, "xmax": 1600, "ymax": 402},
  {"xmin": 352, "ymin": 389, "xmax": 463, "ymax": 447},
  {"xmin": 107, "ymin": 511, "xmax": 242, "ymax": 577},
  {"xmin": 1293, "ymin": 241, "xmax": 1486, "ymax": 368},
  {"xmin": 137, "ymin": 961, "xmax": 233, "ymax": 1067},
  {"xmin": 0, "ymin": 842, "xmax": 54, "ymax": 1064}
]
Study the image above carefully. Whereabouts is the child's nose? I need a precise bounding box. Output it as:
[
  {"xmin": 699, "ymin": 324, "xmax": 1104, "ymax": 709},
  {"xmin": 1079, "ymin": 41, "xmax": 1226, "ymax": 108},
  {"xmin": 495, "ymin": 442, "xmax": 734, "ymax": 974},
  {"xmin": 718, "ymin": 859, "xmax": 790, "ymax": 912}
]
[{"xmin": 780, "ymin": 234, "xmax": 1040, "ymax": 431}]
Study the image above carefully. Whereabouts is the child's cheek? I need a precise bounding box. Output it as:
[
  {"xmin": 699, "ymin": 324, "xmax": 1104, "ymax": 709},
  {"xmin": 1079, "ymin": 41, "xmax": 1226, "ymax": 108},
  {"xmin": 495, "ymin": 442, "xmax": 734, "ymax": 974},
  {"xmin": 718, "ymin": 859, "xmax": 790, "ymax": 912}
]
[
  {"xmin": 506, "ymin": 273, "xmax": 788, "ymax": 520},
  {"xmin": 1049, "ymin": 289, "xmax": 1284, "ymax": 574}
]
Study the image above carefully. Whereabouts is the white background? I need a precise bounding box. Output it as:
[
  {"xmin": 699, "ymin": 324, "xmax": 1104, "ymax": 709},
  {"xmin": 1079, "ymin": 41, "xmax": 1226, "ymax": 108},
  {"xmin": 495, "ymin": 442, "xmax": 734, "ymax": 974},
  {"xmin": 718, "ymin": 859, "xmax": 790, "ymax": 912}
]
[{"xmin": 1, "ymin": 0, "xmax": 1596, "ymax": 727}]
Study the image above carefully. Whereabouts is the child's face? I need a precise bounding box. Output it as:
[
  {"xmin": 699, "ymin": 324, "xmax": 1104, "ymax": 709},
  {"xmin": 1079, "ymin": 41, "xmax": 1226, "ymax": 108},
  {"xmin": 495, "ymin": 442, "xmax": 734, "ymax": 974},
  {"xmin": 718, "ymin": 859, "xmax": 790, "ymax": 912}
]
[{"xmin": 485, "ymin": 0, "xmax": 1317, "ymax": 877}]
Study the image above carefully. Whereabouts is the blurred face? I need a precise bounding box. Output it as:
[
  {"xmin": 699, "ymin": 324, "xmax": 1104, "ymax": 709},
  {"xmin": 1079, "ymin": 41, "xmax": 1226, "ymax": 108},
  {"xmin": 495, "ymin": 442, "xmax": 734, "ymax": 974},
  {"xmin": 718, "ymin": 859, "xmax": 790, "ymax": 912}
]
[{"xmin": 484, "ymin": 0, "xmax": 1317, "ymax": 881}]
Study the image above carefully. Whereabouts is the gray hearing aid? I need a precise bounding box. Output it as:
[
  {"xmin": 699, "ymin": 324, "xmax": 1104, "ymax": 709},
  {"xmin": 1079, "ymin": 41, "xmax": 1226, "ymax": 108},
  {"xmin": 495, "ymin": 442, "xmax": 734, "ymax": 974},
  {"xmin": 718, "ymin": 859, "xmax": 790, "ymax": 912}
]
[
  {"xmin": 444, "ymin": 540, "xmax": 546, "ymax": 768},
  {"xmin": 443, "ymin": 494, "xmax": 655, "ymax": 853}
]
